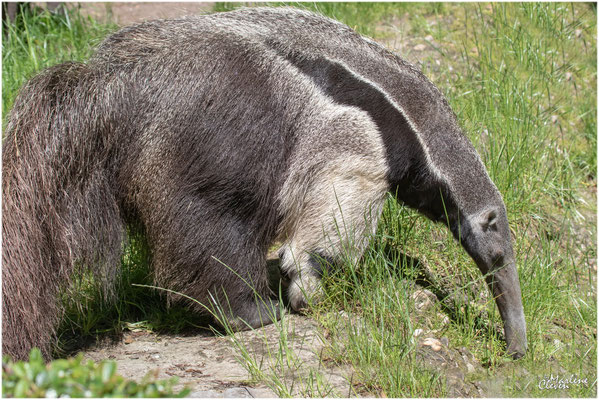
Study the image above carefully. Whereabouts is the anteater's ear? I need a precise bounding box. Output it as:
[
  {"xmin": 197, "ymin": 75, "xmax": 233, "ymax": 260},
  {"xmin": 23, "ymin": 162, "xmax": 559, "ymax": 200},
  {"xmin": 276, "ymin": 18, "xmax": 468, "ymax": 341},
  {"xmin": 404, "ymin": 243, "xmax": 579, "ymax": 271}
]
[{"xmin": 479, "ymin": 208, "xmax": 498, "ymax": 232}]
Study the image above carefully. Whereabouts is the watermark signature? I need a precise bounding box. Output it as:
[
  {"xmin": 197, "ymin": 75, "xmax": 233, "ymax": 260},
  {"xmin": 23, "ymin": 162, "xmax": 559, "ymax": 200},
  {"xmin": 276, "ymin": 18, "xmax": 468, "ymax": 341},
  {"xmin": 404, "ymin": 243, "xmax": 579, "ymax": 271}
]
[{"xmin": 538, "ymin": 374, "xmax": 588, "ymax": 390}]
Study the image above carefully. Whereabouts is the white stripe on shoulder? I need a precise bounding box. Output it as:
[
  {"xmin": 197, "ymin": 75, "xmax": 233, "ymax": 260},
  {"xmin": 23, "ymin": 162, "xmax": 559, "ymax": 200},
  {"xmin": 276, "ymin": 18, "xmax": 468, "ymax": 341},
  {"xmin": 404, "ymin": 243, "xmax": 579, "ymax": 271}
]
[{"xmin": 331, "ymin": 59, "xmax": 450, "ymax": 189}]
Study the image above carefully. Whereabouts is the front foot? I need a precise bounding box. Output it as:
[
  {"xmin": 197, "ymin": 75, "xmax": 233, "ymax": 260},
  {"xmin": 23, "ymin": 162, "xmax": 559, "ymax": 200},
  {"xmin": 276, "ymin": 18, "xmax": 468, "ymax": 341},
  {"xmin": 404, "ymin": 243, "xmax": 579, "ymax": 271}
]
[{"xmin": 288, "ymin": 273, "xmax": 323, "ymax": 312}]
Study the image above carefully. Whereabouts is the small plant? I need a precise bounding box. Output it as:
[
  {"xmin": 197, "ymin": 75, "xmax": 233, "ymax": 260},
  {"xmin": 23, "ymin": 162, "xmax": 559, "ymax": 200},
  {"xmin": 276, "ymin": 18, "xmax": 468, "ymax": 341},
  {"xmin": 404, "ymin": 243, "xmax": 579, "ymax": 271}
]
[{"xmin": 2, "ymin": 348, "xmax": 190, "ymax": 398}]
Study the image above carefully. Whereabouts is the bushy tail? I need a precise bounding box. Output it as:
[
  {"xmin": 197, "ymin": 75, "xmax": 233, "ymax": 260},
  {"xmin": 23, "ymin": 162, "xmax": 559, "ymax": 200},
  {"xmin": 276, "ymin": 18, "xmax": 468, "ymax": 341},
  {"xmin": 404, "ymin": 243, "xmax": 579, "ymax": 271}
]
[{"xmin": 2, "ymin": 62, "xmax": 126, "ymax": 360}]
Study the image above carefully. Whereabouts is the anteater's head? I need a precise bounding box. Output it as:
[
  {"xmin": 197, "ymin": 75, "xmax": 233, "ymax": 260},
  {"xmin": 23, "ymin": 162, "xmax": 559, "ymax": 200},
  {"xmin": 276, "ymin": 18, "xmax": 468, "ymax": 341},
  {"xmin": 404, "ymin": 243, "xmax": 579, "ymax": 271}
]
[
  {"xmin": 459, "ymin": 203, "xmax": 527, "ymax": 359},
  {"xmin": 392, "ymin": 110, "xmax": 527, "ymax": 359},
  {"xmin": 400, "ymin": 172, "xmax": 527, "ymax": 359}
]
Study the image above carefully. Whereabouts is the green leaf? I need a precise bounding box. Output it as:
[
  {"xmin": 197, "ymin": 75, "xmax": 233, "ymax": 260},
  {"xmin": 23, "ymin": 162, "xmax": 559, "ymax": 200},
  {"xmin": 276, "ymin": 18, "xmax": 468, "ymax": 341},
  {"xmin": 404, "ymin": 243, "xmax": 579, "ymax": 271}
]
[
  {"xmin": 35, "ymin": 370, "xmax": 49, "ymax": 387},
  {"xmin": 14, "ymin": 379, "xmax": 29, "ymax": 398},
  {"xmin": 101, "ymin": 362, "xmax": 117, "ymax": 383},
  {"xmin": 28, "ymin": 348, "xmax": 44, "ymax": 364}
]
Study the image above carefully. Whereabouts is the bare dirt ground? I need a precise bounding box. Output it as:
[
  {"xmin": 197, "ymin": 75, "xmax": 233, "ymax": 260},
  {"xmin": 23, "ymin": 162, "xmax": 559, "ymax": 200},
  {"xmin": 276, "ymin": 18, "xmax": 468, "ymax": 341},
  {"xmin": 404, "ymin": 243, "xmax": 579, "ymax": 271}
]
[
  {"xmin": 84, "ymin": 313, "xmax": 360, "ymax": 397},
  {"xmin": 83, "ymin": 303, "xmax": 487, "ymax": 398},
  {"xmin": 75, "ymin": 2, "xmax": 214, "ymax": 26},
  {"xmin": 85, "ymin": 315, "xmax": 304, "ymax": 397}
]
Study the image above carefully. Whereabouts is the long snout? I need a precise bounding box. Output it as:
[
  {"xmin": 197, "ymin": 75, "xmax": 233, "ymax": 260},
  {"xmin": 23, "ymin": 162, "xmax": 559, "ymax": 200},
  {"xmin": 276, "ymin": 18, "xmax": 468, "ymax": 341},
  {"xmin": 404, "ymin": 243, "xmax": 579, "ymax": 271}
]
[{"xmin": 485, "ymin": 260, "xmax": 527, "ymax": 359}]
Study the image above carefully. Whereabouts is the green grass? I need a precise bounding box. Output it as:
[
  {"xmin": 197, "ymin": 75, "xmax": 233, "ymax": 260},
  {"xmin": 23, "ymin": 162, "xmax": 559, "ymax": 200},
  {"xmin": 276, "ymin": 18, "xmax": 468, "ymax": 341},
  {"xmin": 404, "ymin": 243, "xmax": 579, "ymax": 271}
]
[
  {"xmin": 2, "ymin": 2, "xmax": 596, "ymax": 398},
  {"xmin": 2, "ymin": 4, "xmax": 117, "ymax": 120},
  {"xmin": 396, "ymin": 3, "xmax": 597, "ymax": 396}
]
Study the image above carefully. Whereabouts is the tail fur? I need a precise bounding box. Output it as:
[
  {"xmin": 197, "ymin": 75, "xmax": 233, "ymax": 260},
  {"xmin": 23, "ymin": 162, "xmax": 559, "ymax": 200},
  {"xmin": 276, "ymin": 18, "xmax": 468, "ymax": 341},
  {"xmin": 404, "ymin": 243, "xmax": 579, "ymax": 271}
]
[{"xmin": 2, "ymin": 62, "xmax": 125, "ymax": 360}]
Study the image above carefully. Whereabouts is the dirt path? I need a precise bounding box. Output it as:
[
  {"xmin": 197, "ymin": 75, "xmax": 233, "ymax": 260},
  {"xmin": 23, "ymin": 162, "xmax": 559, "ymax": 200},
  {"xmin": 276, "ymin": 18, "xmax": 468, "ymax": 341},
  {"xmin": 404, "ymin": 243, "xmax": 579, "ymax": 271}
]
[
  {"xmin": 75, "ymin": 2, "xmax": 214, "ymax": 26},
  {"xmin": 84, "ymin": 314, "xmax": 356, "ymax": 397},
  {"xmin": 82, "ymin": 290, "xmax": 490, "ymax": 397}
]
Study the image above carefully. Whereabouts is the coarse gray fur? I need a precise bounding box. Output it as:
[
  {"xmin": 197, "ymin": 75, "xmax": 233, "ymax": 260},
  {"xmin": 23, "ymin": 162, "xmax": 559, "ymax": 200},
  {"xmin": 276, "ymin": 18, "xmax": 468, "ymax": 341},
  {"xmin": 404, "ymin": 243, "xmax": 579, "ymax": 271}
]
[{"xmin": 2, "ymin": 7, "xmax": 526, "ymax": 360}]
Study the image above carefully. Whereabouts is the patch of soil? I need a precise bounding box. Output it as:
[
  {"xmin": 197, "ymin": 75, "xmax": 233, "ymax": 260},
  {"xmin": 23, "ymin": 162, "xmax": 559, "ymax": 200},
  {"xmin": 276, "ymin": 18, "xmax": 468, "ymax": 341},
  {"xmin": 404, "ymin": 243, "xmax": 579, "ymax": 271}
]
[
  {"xmin": 84, "ymin": 314, "xmax": 355, "ymax": 397},
  {"xmin": 73, "ymin": 2, "xmax": 214, "ymax": 26}
]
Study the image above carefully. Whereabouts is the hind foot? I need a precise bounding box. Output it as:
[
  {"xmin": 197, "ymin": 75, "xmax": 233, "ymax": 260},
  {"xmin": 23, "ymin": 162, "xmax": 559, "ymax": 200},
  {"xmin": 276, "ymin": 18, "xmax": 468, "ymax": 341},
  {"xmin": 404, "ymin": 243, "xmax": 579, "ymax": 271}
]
[{"xmin": 224, "ymin": 298, "xmax": 281, "ymax": 331}]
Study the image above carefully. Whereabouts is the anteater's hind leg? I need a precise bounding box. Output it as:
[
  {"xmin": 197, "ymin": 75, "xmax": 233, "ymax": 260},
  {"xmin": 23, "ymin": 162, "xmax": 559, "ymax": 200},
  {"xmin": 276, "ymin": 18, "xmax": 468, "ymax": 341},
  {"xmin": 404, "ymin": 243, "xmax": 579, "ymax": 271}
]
[{"xmin": 148, "ymin": 198, "xmax": 279, "ymax": 331}]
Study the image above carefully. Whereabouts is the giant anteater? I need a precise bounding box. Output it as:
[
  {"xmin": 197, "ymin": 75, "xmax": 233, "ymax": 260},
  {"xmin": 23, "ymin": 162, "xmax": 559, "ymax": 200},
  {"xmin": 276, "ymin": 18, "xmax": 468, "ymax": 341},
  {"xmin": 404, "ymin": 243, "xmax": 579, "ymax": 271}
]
[{"xmin": 2, "ymin": 7, "xmax": 527, "ymax": 360}]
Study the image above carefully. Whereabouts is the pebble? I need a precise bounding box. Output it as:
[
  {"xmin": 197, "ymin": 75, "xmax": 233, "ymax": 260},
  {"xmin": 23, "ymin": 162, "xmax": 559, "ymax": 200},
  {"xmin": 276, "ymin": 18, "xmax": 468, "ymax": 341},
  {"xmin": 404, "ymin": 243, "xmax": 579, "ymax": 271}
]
[
  {"xmin": 187, "ymin": 387, "xmax": 274, "ymax": 398},
  {"xmin": 413, "ymin": 328, "xmax": 424, "ymax": 337},
  {"xmin": 466, "ymin": 362, "xmax": 475, "ymax": 374},
  {"xmin": 189, "ymin": 390, "xmax": 221, "ymax": 398},
  {"xmin": 437, "ymin": 313, "xmax": 450, "ymax": 326},
  {"xmin": 223, "ymin": 388, "xmax": 253, "ymax": 398},
  {"xmin": 412, "ymin": 289, "xmax": 436, "ymax": 311},
  {"xmin": 422, "ymin": 337, "xmax": 442, "ymax": 351},
  {"xmin": 414, "ymin": 44, "xmax": 427, "ymax": 51}
]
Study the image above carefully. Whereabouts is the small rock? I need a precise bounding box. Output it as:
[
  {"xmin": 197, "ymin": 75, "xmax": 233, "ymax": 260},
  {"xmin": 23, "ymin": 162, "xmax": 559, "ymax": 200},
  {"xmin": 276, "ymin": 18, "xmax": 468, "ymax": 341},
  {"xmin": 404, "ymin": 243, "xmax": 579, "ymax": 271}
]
[
  {"xmin": 414, "ymin": 44, "xmax": 426, "ymax": 51},
  {"xmin": 437, "ymin": 313, "xmax": 450, "ymax": 326},
  {"xmin": 188, "ymin": 390, "xmax": 220, "ymax": 398},
  {"xmin": 551, "ymin": 115, "xmax": 559, "ymax": 124},
  {"xmin": 412, "ymin": 289, "xmax": 436, "ymax": 311},
  {"xmin": 466, "ymin": 362, "xmax": 475, "ymax": 374},
  {"xmin": 575, "ymin": 28, "xmax": 583, "ymax": 37},
  {"xmin": 565, "ymin": 72, "xmax": 573, "ymax": 81},
  {"xmin": 223, "ymin": 388, "xmax": 253, "ymax": 398},
  {"xmin": 413, "ymin": 328, "xmax": 424, "ymax": 337},
  {"xmin": 422, "ymin": 337, "xmax": 442, "ymax": 351},
  {"xmin": 424, "ymin": 35, "xmax": 434, "ymax": 42},
  {"xmin": 246, "ymin": 387, "xmax": 277, "ymax": 398}
]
